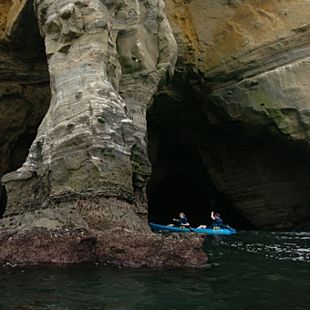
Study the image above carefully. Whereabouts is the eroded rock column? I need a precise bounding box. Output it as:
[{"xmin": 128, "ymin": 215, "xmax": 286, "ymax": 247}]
[
  {"xmin": 3, "ymin": 0, "xmax": 132, "ymax": 214},
  {"xmin": 0, "ymin": 0, "xmax": 208, "ymax": 269},
  {"xmin": 2, "ymin": 0, "xmax": 177, "ymax": 221}
]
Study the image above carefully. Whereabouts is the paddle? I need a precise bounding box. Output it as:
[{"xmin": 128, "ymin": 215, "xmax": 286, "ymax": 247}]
[{"xmin": 222, "ymin": 224, "xmax": 236, "ymax": 231}]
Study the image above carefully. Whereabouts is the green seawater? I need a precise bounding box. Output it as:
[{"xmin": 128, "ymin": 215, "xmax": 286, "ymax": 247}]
[{"xmin": 1, "ymin": 231, "xmax": 310, "ymax": 310}]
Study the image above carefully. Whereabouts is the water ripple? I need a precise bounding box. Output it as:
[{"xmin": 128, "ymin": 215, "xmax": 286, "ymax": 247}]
[{"xmin": 207, "ymin": 231, "xmax": 310, "ymax": 263}]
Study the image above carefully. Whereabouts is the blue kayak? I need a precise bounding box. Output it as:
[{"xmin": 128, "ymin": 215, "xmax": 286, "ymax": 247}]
[{"xmin": 149, "ymin": 222, "xmax": 236, "ymax": 235}]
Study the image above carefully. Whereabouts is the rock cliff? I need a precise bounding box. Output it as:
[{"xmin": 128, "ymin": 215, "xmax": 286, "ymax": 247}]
[
  {"xmin": 156, "ymin": 0, "xmax": 310, "ymax": 229},
  {"xmin": 1, "ymin": 0, "xmax": 310, "ymax": 267},
  {"xmin": 0, "ymin": 0, "xmax": 207, "ymax": 267},
  {"xmin": 3, "ymin": 0, "xmax": 177, "ymax": 220}
]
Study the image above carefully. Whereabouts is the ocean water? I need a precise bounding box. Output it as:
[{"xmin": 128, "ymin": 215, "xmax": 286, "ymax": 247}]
[{"xmin": 1, "ymin": 231, "xmax": 309, "ymax": 310}]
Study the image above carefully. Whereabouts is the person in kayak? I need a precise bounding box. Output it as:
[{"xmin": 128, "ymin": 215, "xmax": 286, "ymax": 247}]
[
  {"xmin": 211, "ymin": 211, "xmax": 223, "ymax": 228},
  {"xmin": 170, "ymin": 212, "xmax": 190, "ymax": 228},
  {"xmin": 196, "ymin": 211, "xmax": 224, "ymax": 229}
]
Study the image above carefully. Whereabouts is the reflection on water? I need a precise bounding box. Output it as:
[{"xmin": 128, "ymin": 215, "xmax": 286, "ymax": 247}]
[
  {"xmin": 0, "ymin": 232, "xmax": 309, "ymax": 310},
  {"xmin": 207, "ymin": 231, "xmax": 310, "ymax": 263}
]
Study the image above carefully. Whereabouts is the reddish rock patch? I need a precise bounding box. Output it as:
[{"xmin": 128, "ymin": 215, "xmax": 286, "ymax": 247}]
[{"xmin": 0, "ymin": 227, "xmax": 208, "ymax": 268}]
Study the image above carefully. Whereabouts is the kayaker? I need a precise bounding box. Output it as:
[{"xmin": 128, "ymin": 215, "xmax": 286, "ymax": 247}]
[
  {"xmin": 211, "ymin": 211, "xmax": 223, "ymax": 228},
  {"xmin": 172, "ymin": 212, "xmax": 190, "ymax": 228},
  {"xmin": 196, "ymin": 211, "xmax": 224, "ymax": 229}
]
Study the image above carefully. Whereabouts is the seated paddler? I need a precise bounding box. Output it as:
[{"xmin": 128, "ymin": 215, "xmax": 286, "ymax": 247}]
[
  {"xmin": 196, "ymin": 211, "xmax": 224, "ymax": 229},
  {"xmin": 170, "ymin": 212, "xmax": 190, "ymax": 228},
  {"xmin": 211, "ymin": 211, "xmax": 224, "ymax": 228}
]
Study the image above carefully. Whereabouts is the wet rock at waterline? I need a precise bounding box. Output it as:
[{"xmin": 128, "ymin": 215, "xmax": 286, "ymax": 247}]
[{"xmin": 0, "ymin": 199, "xmax": 207, "ymax": 267}]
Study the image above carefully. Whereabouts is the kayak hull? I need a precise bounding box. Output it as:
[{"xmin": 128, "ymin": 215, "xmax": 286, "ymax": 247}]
[{"xmin": 149, "ymin": 223, "xmax": 236, "ymax": 235}]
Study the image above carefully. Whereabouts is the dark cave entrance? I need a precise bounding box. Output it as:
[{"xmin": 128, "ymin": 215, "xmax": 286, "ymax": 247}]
[
  {"xmin": 0, "ymin": 185, "xmax": 7, "ymax": 219},
  {"xmin": 10, "ymin": 133, "xmax": 38, "ymax": 171},
  {"xmin": 146, "ymin": 73, "xmax": 253, "ymax": 229},
  {"xmin": 0, "ymin": 1, "xmax": 50, "ymax": 218},
  {"xmin": 147, "ymin": 142, "xmax": 247, "ymax": 228},
  {"xmin": 0, "ymin": 132, "xmax": 40, "ymax": 218},
  {"xmin": 147, "ymin": 141, "xmax": 252, "ymax": 229}
]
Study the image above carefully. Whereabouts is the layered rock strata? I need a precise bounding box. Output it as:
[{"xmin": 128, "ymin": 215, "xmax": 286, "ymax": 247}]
[
  {"xmin": 3, "ymin": 0, "xmax": 177, "ymax": 220},
  {"xmin": 0, "ymin": 0, "xmax": 208, "ymax": 267},
  {"xmin": 3, "ymin": 0, "xmax": 310, "ymax": 266},
  {"xmin": 162, "ymin": 0, "xmax": 310, "ymax": 228}
]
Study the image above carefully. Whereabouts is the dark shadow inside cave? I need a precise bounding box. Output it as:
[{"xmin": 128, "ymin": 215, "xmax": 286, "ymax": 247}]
[
  {"xmin": 0, "ymin": 185, "xmax": 7, "ymax": 218},
  {"xmin": 147, "ymin": 142, "xmax": 252, "ymax": 229},
  {"xmin": 10, "ymin": 133, "xmax": 37, "ymax": 171},
  {"xmin": 146, "ymin": 71, "xmax": 253, "ymax": 229},
  {"xmin": 0, "ymin": 133, "xmax": 37, "ymax": 218},
  {"xmin": 0, "ymin": 1, "xmax": 50, "ymax": 218}
]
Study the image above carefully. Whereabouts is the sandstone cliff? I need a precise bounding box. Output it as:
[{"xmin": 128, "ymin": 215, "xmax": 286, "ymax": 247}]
[
  {"xmin": 0, "ymin": 0, "xmax": 310, "ymax": 267},
  {"xmin": 0, "ymin": 0, "xmax": 207, "ymax": 267},
  {"xmin": 159, "ymin": 0, "xmax": 310, "ymax": 229}
]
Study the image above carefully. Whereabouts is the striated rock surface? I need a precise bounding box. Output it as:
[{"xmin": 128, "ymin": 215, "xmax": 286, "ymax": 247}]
[
  {"xmin": 2, "ymin": 0, "xmax": 310, "ymax": 267},
  {"xmin": 3, "ymin": 0, "xmax": 177, "ymax": 219},
  {"xmin": 160, "ymin": 0, "xmax": 310, "ymax": 229},
  {"xmin": 0, "ymin": 0, "xmax": 208, "ymax": 267}
]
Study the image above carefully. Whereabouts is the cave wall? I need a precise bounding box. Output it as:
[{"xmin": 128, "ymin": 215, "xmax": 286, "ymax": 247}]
[
  {"xmin": 147, "ymin": 71, "xmax": 253, "ymax": 229},
  {"xmin": 162, "ymin": 0, "xmax": 310, "ymax": 229},
  {"xmin": 0, "ymin": 0, "xmax": 28, "ymax": 41},
  {"xmin": 0, "ymin": 0, "xmax": 50, "ymax": 216}
]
